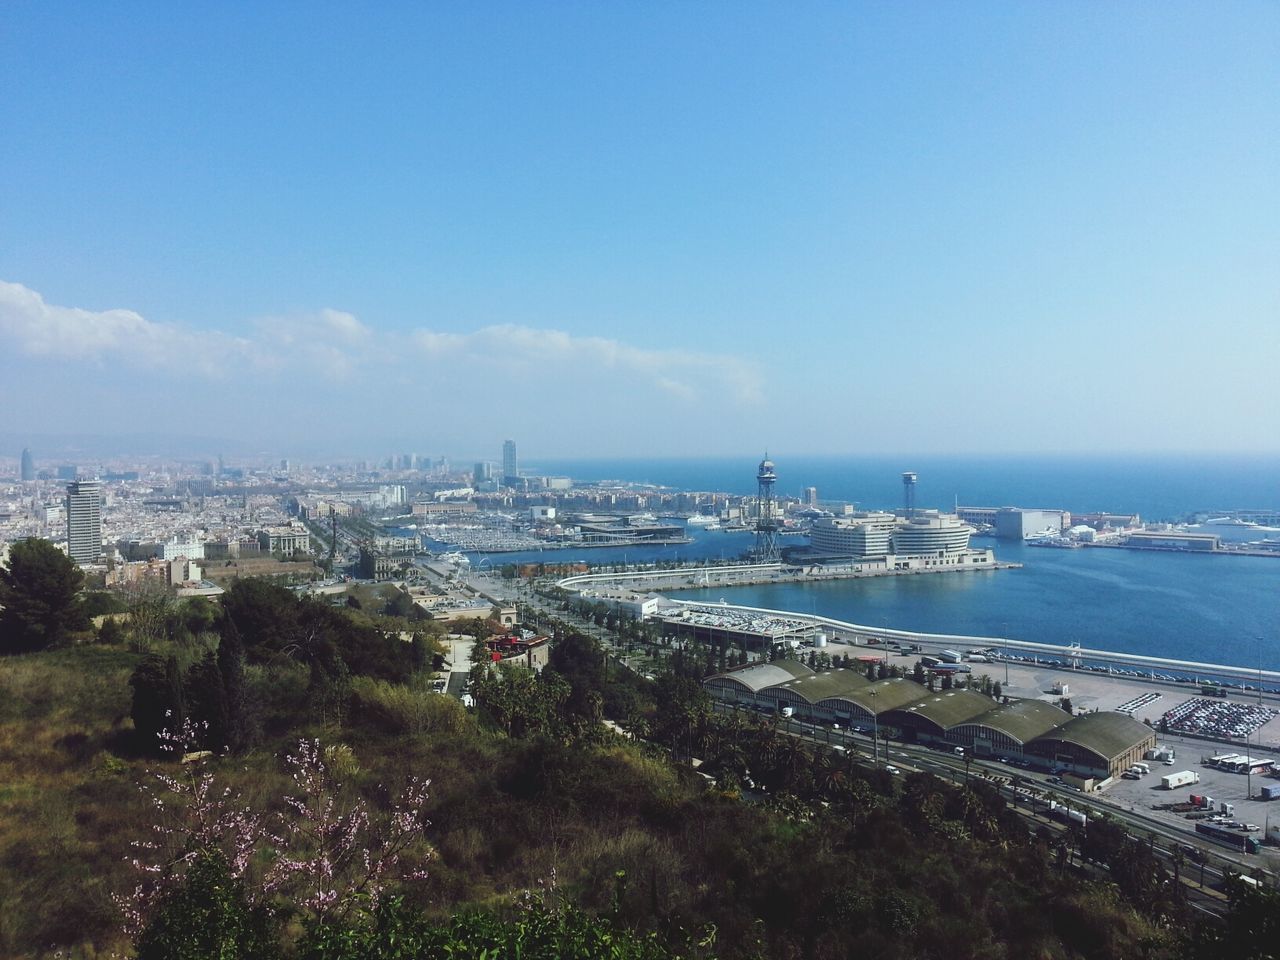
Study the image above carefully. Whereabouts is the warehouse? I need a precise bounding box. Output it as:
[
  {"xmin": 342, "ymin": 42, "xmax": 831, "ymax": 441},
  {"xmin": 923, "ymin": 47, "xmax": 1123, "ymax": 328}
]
[
  {"xmin": 703, "ymin": 660, "xmax": 814, "ymax": 710},
  {"xmin": 1027, "ymin": 712, "xmax": 1157, "ymax": 780},
  {"xmin": 886, "ymin": 689, "xmax": 1000, "ymax": 746},
  {"xmin": 948, "ymin": 699, "xmax": 1070, "ymax": 759},
  {"xmin": 756, "ymin": 669, "xmax": 872, "ymax": 721},
  {"xmin": 814, "ymin": 676, "xmax": 932, "ymax": 727}
]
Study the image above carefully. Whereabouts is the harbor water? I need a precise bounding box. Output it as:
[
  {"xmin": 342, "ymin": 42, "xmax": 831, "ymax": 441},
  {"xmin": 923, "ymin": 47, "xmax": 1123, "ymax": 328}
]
[{"xmin": 433, "ymin": 454, "xmax": 1280, "ymax": 669}]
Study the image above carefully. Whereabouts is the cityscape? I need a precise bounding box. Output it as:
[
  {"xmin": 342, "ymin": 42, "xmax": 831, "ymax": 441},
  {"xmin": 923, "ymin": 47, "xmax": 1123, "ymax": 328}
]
[{"xmin": 2, "ymin": 4, "xmax": 1278, "ymax": 960}]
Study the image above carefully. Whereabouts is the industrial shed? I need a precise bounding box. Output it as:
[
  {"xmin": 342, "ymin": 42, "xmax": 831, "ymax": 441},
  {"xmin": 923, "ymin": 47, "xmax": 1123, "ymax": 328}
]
[
  {"xmin": 757, "ymin": 669, "xmax": 871, "ymax": 721},
  {"xmin": 948, "ymin": 698, "xmax": 1070, "ymax": 759},
  {"xmin": 703, "ymin": 660, "xmax": 814, "ymax": 708},
  {"xmin": 886, "ymin": 689, "xmax": 999, "ymax": 745},
  {"xmin": 1027, "ymin": 712, "xmax": 1157, "ymax": 779},
  {"xmin": 815, "ymin": 677, "xmax": 932, "ymax": 727}
]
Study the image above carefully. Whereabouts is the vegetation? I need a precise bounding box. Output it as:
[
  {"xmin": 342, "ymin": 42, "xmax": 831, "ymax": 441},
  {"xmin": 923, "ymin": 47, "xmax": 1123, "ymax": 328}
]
[
  {"xmin": 0, "ymin": 571, "xmax": 1275, "ymax": 958},
  {"xmin": 0, "ymin": 537, "xmax": 88, "ymax": 653}
]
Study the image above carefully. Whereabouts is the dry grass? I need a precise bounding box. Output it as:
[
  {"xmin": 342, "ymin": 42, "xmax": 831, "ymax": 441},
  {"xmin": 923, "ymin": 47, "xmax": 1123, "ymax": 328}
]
[{"xmin": 0, "ymin": 644, "xmax": 145, "ymax": 958}]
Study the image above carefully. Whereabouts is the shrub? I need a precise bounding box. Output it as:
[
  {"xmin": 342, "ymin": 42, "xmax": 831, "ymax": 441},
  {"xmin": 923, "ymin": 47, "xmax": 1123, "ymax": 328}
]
[{"xmin": 350, "ymin": 676, "xmax": 469, "ymax": 737}]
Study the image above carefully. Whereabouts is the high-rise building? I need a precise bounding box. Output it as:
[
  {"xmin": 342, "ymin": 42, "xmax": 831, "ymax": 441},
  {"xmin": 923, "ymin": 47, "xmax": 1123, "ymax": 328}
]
[
  {"xmin": 66, "ymin": 479, "xmax": 103, "ymax": 565},
  {"xmin": 804, "ymin": 486, "xmax": 818, "ymax": 506},
  {"xmin": 19, "ymin": 448, "xmax": 35, "ymax": 482},
  {"xmin": 473, "ymin": 461, "xmax": 494, "ymax": 484},
  {"xmin": 502, "ymin": 440, "xmax": 519, "ymax": 487}
]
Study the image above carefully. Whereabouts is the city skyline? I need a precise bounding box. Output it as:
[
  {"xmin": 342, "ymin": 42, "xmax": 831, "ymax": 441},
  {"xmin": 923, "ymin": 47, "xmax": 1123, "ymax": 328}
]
[{"xmin": 2, "ymin": 5, "xmax": 1277, "ymax": 457}]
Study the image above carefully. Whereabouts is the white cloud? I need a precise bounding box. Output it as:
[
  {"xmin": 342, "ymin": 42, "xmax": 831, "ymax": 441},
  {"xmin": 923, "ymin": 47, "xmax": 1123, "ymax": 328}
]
[
  {"xmin": 0, "ymin": 279, "xmax": 183, "ymax": 361},
  {"xmin": 0, "ymin": 280, "xmax": 768, "ymax": 452},
  {"xmin": 412, "ymin": 323, "xmax": 762, "ymax": 404},
  {"xmin": 0, "ymin": 280, "xmax": 375, "ymax": 380}
]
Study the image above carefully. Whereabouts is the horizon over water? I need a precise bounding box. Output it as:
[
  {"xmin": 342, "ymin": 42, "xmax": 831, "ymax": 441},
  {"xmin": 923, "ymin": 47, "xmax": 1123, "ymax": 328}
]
[
  {"xmin": 469, "ymin": 453, "xmax": 1280, "ymax": 670},
  {"xmin": 526, "ymin": 453, "xmax": 1280, "ymax": 520}
]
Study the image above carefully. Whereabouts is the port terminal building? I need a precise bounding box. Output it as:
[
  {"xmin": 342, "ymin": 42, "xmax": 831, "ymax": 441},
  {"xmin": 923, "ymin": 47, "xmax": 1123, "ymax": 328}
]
[
  {"xmin": 795, "ymin": 510, "xmax": 995, "ymax": 569},
  {"xmin": 704, "ymin": 661, "xmax": 1156, "ymax": 780}
]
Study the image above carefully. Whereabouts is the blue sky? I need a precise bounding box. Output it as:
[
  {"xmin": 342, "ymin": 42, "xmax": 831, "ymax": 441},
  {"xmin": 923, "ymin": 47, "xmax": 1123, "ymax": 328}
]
[{"xmin": 2, "ymin": 3, "xmax": 1277, "ymax": 459}]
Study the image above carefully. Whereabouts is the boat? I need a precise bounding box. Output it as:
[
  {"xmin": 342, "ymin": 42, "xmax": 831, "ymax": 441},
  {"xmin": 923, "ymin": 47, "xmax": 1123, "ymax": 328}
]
[
  {"xmin": 1205, "ymin": 517, "xmax": 1258, "ymax": 527},
  {"xmin": 685, "ymin": 514, "xmax": 720, "ymax": 527}
]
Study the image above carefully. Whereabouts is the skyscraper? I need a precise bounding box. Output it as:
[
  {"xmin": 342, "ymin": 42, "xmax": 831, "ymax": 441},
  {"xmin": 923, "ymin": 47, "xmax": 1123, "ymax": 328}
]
[
  {"xmin": 19, "ymin": 448, "xmax": 35, "ymax": 482},
  {"xmin": 502, "ymin": 440, "xmax": 519, "ymax": 487},
  {"xmin": 66, "ymin": 479, "xmax": 103, "ymax": 565}
]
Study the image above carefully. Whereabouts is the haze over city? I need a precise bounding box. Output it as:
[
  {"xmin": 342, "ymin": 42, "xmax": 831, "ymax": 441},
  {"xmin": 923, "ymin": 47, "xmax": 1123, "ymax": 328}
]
[{"xmin": 2, "ymin": 4, "xmax": 1277, "ymax": 457}]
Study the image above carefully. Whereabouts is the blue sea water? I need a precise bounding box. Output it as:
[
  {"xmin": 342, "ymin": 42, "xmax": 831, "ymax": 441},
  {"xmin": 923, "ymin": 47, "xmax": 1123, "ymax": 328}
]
[
  {"xmin": 453, "ymin": 454, "xmax": 1280, "ymax": 669},
  {"xmin": 526, "ymin": 453, "xmax": 1280, "ymax": 521}
]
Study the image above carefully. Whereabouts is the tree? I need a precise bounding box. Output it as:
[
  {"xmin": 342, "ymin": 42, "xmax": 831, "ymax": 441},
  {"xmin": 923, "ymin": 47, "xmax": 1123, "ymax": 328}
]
[
  {"xmin": 133, "ymin": 852, "xmax": 281, "ymax": 960},
  {"xmin": 130, "ymin": 655, "xmax": 186, "ymax": 753},
  {"xmin": 0, "ymin": 537, "xmax": 87, "ymax": 653}
]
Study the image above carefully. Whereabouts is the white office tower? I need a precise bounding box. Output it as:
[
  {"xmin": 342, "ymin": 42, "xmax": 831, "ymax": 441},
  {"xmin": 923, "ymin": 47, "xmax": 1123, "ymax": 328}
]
[
  {"xmin": 502, "ymin": 439, "xmax": 519, "ymax": 486},
  {"xmin": 66, "ymin": 479, "xmax": 103, "ymax": 565}
]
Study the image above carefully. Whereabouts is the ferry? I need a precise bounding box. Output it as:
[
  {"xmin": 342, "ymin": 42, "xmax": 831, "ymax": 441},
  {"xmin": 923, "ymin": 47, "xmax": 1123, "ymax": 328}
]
[{"xmin": 685, "ymin": 514, "xmax": 720, "ymax": 527}]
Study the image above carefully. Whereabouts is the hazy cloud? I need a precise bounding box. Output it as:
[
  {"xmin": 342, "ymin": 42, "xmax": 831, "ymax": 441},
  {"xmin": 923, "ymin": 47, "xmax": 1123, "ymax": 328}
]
[{"xmin": 412, "ymin": 323, "xmax": 762, "ymax": 404}]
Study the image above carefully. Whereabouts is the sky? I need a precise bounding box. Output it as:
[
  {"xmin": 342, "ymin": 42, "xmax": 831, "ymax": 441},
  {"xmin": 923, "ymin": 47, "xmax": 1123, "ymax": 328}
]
[{"xmin": 1, "ymin": 3, "xmax": 1277, "ymax": 461}]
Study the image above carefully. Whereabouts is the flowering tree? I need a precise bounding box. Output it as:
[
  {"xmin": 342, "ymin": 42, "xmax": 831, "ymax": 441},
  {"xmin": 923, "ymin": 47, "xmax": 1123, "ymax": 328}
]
[{"xmin": 117, "ymin": 721, "xmax": 432, "ymax": 938}]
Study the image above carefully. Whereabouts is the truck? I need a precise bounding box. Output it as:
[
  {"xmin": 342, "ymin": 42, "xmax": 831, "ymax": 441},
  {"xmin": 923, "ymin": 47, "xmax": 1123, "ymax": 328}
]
[
  {"xmin": 1161, "ymin": 770, "xmax": 1200, "ymax": 790},
  {"xmin": 780, "ymin": 706, "xmax": 795, "ymax": 718},
  {"xmin": 1197, "ymin": 821, "xmax": 1261, "ymax": 853},
  {"xmin": 1133, "ymin": 762, "xmax": 1151, "ymax": 775},
  {"xmin": 1260, "ymin": 783, "xmax": 1280, "ymax": 801},
  {"xmin": 1049, "ymin": 801, "xmax": 1088, "ymax": 827},
  {"xmin": 939, "ymin": 649, "xmax": 963, "ymax": 664}
]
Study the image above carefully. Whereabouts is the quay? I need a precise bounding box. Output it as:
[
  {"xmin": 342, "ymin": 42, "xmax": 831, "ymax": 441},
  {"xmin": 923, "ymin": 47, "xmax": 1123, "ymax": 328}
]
[
  {"xmin": 556, "ymin": 563, "xmax": 1280, "ymax": 697},
  {"xmin": 557, "ymin": 558, "xmax": 1020, "ymax": 593}
]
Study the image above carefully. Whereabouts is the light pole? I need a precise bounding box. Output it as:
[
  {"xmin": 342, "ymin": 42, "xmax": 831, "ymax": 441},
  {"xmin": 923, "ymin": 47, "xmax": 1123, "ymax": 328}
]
[
  {"xmin": 1003, "ymin": 621, "xmax": 1009, "ymax": 686},
  {"xmin": 870, "ymin": 688, "xmax": 879, "ymax": 764}
]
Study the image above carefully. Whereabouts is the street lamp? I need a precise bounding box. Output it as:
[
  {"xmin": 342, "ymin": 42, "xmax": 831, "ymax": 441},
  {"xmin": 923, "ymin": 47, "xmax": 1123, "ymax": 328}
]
[
  {"xmin": 1003, "ymin": 621, "xmax": 1010, "ymax": 686},
  {"xmin": 870, "ymin": 688, "xmax": 879, "ymax": 764}
]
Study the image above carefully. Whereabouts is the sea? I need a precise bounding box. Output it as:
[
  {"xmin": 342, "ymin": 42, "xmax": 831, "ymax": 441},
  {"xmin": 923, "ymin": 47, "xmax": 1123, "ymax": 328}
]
[{"xmin": 438, "ymin": 454, "xmax": 1280, "ymax": 670}]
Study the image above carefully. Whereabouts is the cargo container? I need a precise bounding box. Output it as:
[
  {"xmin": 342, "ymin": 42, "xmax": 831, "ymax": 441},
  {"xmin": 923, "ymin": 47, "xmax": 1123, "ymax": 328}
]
[
  {"xmin": 1197, "ymin": 821, "xmax": 1261, "ymax": 853},
  {"xmin": 939, "ymin": 649, "xmax": 963, "ymax": 664},
  {"xmin": 1161, "ymin": 770, "xmax": 1200, "ymax": 790},
  {"xmin": 1260, "ymin": 783, "xmax": 1280, "ymax": 801}
]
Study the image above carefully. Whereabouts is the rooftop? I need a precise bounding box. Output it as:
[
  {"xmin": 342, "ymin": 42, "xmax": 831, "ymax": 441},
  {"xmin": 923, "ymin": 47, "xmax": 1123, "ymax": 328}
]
[
  {"xmin": 957, "ymin": 698, "xmax": 1070, "ymax": 744},
  {"xmin": 1032, "ymin": 711, "xmax": 1156, "ymax": 760},
  {"xmin": 889, "ymin": 689, "xmax": 998, "ymax": 729},
  {"xmin": 706, "ymin": 659, "xmax": 814, "ymax": 693}
]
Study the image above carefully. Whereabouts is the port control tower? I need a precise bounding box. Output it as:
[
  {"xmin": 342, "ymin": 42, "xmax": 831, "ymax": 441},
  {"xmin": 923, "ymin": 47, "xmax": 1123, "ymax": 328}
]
[{"xmin": 754, "ymin": 455, "xmax": 780, "ymax": 561}]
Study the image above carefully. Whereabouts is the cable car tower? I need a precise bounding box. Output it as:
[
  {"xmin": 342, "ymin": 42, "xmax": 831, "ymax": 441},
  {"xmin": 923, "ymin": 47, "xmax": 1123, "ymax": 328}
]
[{"xmin": 754, "ymin": 454, "xmax": 780, "ymax": 561}]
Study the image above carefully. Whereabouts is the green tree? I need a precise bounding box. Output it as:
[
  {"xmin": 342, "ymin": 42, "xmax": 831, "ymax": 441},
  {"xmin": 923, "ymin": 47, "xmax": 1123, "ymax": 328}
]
[
  {"xmin": 134, "ymin": 852, "xmax": 281, "ymax": 960},
  {"xmin": 130, "ymin": 654, "xmax": 186, "ymax": 753},
  {"xmin": 0, "ymin": 537, "xmax": 87, "ymax": 653}
]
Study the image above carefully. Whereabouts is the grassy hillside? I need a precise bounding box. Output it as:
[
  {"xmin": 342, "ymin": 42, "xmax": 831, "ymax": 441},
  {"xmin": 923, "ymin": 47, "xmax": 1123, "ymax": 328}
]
[{"xmin": 0, "ymin": 589, "xmax": 1233, "ymax": 958}]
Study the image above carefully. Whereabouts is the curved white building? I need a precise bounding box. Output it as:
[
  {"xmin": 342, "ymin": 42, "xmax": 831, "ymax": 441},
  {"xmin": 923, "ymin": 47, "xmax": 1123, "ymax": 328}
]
[
  {"xmin": 808, "ymin": 512, "xmax": 898, "ymax": 558},
  {"xmin": 891, "ymin": 512, "xmax": 972, "ymax": 557}
]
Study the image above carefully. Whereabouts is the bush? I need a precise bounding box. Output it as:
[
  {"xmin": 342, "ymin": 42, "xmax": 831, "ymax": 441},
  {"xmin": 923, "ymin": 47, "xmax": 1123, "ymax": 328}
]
[
  {"xmin": 134, "ymin": 851, "xmax": 282, "ymax": 960},
  {"xmin": 350, "ymin": 676, "xmax": 469, "ymax": 737}
]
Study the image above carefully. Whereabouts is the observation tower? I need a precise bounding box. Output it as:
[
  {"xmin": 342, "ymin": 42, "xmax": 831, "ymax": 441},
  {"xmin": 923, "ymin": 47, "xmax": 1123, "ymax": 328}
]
[
  {"xmin": 754, "ymin": 455, "xmax": 780, "ymax": 561},
  {"xmin": 902, "ymin": 471, "xmax": 918, "ymax": 520}
]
